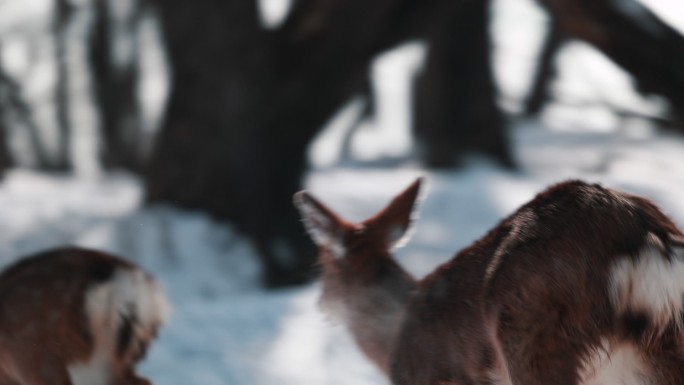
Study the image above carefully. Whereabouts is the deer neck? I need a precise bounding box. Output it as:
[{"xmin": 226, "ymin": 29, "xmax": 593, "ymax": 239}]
[{"xmin": 320, "ymin": 255, "xmax": 416, "ymax": 373}]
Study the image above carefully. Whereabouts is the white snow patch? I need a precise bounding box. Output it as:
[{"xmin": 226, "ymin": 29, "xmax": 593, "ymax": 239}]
[
  {"xmin": 261, "ymin": 287, "xmax": 388, "ymax": 385},
  {"xmin": 258, "ymin": 0, "xmax": 293, "ymax": 29}
]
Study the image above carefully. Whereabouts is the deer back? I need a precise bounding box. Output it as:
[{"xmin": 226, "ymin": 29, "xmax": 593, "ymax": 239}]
[{"xmin": 391, "ymin": 180, "xmax": 684, "ymax": 385}]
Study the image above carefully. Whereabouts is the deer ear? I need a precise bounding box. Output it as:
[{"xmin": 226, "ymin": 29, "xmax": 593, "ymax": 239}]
[
  {"xmin": 294, "ymin": 191, "xmax": 346, "ymax": 258},
  {"xmin": 366, "ymin": 177, "xmax": 425, "ymax": 250}
]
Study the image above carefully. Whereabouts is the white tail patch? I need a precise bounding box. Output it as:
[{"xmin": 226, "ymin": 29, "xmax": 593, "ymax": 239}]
[
  {"xmin": 609, "ymin": 239, "xmax": 684, "ymax": 333},
  {"xmin": 579, "ymin": 339, "xmax": 651, "ymax": 385},
  {"xmin": 69, "ymin": 267, "xmax": 170, "ymax": 385}
]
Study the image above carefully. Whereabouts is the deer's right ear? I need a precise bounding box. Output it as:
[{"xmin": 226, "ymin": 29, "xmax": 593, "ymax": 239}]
[{"xmin": 294, "ymin": 191, "xmax": 346, "ymax": 258}]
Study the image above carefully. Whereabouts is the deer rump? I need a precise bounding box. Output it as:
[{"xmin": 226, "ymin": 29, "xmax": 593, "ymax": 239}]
[
  {"xmin": 0, "ymin": 248, "xmax": 168, "ymax": 385},
  {"xmin": 295, "ymin": 179, "xmax": 684, "ymax": 385}
]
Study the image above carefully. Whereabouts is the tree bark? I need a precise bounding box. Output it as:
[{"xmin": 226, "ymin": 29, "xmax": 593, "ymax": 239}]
[
  {"xmin": 52, "ymin": 0, "xmax": 74, "ymax": 171},
  {"xmin": 0, "ymin": 61, "xmax": 14, "ymax": 175},
  {"xmin": 147, "ymin": 0, "xmax": 305, "ymax": 286},
  {"xmin": 0, "ymin": 104, "xmax": 12, "ymax": 176},
  {"xmin": 89, "ymin": 0, "xmax": 145, "ymax": 173},
  {"xmin": 413, "ymin": 0, "xmax": 512, "ymax": 168},
  {"xmin": 147, "ymin": 0, "xmax": 510, "ymax": 286}
]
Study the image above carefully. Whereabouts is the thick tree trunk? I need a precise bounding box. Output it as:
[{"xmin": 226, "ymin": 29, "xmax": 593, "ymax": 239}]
[
  {"xmin": 536, "ymin": 0, "xmax": 684, "ymax": 128},
  {"xmin": 413, "ymin": 0, "xmax": 512, "ymax": 168},
  {"xmin": 147, "ymin": 0, "xmax": 311, "ymax": 286},
  {"xmin": 147, "ymin": 0, "xmax": 509, "ymax": 286},
  {"xmin": 147, "ymin": 0, "xmax": 393, "ymax": 286}
]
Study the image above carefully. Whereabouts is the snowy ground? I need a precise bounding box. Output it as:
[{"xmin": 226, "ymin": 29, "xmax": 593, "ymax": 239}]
[{"xmin": 1, "ymin": 122, "xmax": 684, "ymax": 384}]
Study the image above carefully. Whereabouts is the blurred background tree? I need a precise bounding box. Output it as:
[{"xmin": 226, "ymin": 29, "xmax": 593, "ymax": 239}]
[
  {"xmin": 0, "ymin": 0, "xmax": 682, "ymax": 286},
  {"xmin": 530, "ymin": 0, "xmax": 684, "ymax": 123}
]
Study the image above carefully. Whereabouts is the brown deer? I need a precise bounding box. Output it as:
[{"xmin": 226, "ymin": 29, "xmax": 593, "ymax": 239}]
[
  {"xmin": 0, "ymin": 247, "xmax": 169, "ymax": 385},
  {"xmin": 294, "ymin": 178, "xmax": 684, "ymax": 385}
]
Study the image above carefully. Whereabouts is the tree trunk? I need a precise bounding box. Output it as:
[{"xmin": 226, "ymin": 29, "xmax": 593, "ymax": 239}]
[
  {"xmin": 536, "ymin": 0, "xmax": 684, "ymax": 128},
  {"xmin": 524, "ymin": 18, "xmax": 564, "ymax": 117},
  {"xmin": 147, "ymin": 0, "xmax": 508, "ymax": 286},
  {"xmin": 0, "ymin": 60, "xmax": 14, "ymax": 175},
  {"xmin": 0, "ymin": 125, "xmax": 10, "ymax": 176},
  {"xmin": 147, "ymin": 0, "xmax": 391, "ymax": 286},
  {"xmin": 0, "ymin": 52, "xmax": 52, "ymax": 169},
  {"xmin": 89, "ymin": 0, "xmax": 144, "ymax": 173},
  {"xmin": 146, "ymin": 0, "xmax": 307, "ymax": 286},
  {"xmin": 0, "ymin": 105, "xmax": 12, "ymax": 176},
  {"xmin": 413, "ymin": 0, "xmax": 512, "ymax": 168},
  {"xmin": 52, "ymin": 0, "xmax": 74, "ymax": 171}
]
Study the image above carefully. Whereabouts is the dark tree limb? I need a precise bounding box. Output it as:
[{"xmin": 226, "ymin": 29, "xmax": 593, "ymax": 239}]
[{"xmin": 536, "ymin": 0, "xmax": 684, "ymax": 129}]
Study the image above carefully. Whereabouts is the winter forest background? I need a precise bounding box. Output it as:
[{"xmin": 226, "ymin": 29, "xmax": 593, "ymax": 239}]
[{"xmin": 0, "ymin": 0, "xmax": 683, "ymax": 383}]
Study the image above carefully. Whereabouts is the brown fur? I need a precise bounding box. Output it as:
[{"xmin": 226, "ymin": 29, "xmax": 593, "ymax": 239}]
[
  {"xmin": 0, "ymin": 247, "xmax": 165, "ymax": 385},
  {"xmin": 296, "ymin": 179, "xmax": 684, "ymax": 385}
]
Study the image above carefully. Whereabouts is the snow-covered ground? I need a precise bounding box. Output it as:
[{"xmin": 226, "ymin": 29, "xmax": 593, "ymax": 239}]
[{"xmin": 1, "ymin": 122, "xmax": 684, "ymax": 384}]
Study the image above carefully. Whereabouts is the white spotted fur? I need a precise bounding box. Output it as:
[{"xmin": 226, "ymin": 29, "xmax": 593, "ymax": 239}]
[
  {"xmin": 299, "ymin": 180, "xmax": 684, "ymax": 384},
  {"xmin": 609, "ymin": 239, "xmax": 684, "ymax": 334},
  {"xmin": 68, "ymin": 267, "xmax": 170, "ymax": 385}
]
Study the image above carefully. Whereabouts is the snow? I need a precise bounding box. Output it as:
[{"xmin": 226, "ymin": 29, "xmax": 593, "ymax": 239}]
[{"xmin": 2, "ymin": 121, "xmax": 684, "ymax": 384}]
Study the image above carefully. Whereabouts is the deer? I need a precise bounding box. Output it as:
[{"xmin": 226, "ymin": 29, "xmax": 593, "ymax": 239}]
[
  {"xmin": 294, "ymin": 178, "xmax": 684, "ymax": 385},
  {"xmin": 0, "ymin": 247, "xmax": 169, "ymax": 385}
]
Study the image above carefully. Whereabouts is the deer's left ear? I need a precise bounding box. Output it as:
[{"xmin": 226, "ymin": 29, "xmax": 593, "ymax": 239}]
[
  {"xmin": 365, "ymin": 177, "xmax": 425, "ymax": 249},
  {"xmin": 294, "ymin": 191, "xmax": 347, "ymax": 258}
]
